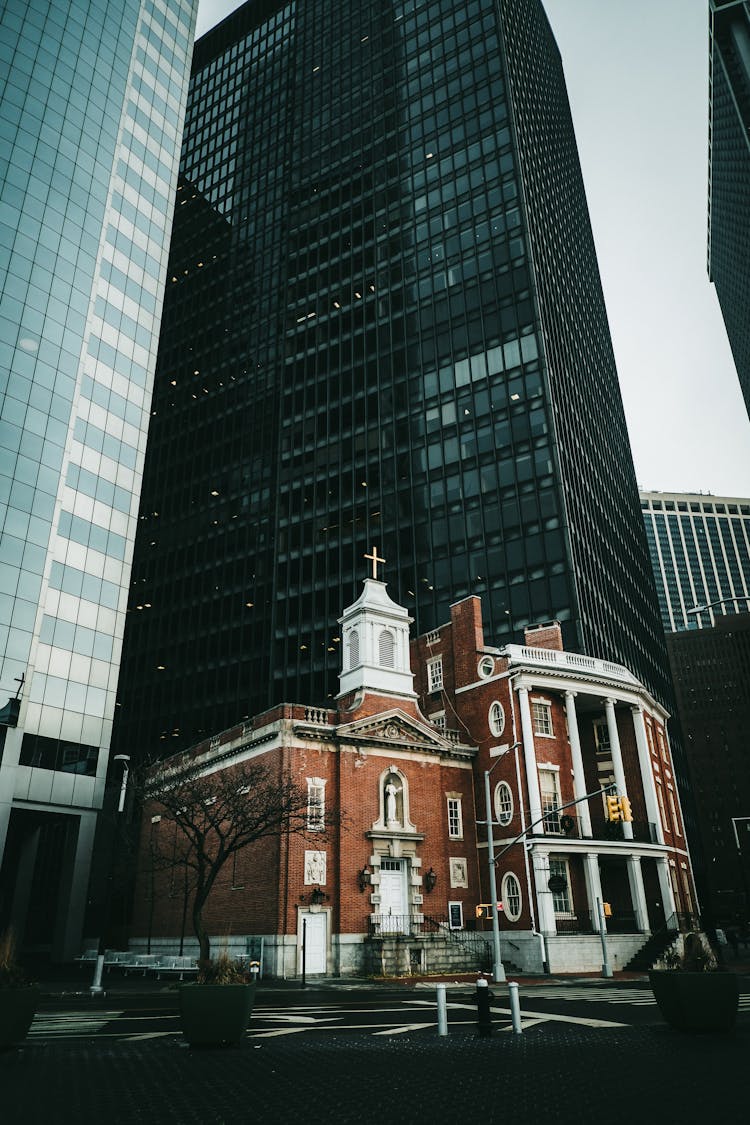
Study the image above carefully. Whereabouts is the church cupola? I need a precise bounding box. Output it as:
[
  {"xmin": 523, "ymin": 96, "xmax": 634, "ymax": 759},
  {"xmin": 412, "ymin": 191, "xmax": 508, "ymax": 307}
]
[{"xmin": 337, "ymin": 548, "xmax": 416, "ymax": 701}]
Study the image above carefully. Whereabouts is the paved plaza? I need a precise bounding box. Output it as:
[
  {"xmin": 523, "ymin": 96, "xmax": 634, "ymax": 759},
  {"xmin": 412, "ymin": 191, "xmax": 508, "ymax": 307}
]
[{"xmin": 3, "ymin": 971, "xmax": 749, "ymax": 1125}]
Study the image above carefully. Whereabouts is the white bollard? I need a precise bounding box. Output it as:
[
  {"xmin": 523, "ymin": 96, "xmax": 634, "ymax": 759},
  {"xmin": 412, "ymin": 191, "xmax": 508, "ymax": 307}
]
[
  {"xmin": 508, "ymin": 980, "xmax": 522, "ymax": 1034},
  {"xmin": 436, "ymin": 983, "xmax": 448, "ymax": 1036}
]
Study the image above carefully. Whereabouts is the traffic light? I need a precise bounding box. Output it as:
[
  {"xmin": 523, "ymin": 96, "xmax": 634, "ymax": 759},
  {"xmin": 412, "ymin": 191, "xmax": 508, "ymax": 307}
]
[
  {"xmin": 619, "ymin": 796, "xmax": 633, "ymax": 822},
  {"xmin": 605, "ymin": 794, "xmax": 622, "ymax": 822}
]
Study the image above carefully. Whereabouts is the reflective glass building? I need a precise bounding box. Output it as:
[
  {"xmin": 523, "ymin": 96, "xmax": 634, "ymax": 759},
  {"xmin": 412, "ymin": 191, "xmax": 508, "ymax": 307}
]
[
  {"xmin": 708, "ymin": 0, "xmax": 750, "ymax": 419},
  {"xmin": 114, "ymin": 0, "xmax": 672, "ymax": 762},
  {"xmin": 0, "ymin": 0, "xmax": 197, "ymax": 957}
]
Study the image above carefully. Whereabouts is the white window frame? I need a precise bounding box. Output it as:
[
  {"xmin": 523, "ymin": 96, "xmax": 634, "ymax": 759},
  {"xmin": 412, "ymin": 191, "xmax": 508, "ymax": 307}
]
[
  {"xmin": 447, "ymin": 796, "xmax": 463, "ymax": 840},
  {"xmin": 488, "ymin": 700, "xmax": 505, "ymax": 737},
  {"xmin": 531, "ymin": 699, "xmax": 553, "ymax": 737},
  {"xmin": 448, "ymin": 901, "xmax": 464, "ymax": 930},
  {"xmin": 430, "ymin": 710, "xmax": 446, "ymax": 732},
  {"xmin": 478, "ymin": 655, "xmax": 495, "ymax": 679},
  {"xmin": 427, "ymin": 656, "xmax": 443, "ymax": 693},
  {"xmin": 548, "ymin": 856, "xmax": 573, "ymax": 916},
  {"xmin": 501, "ymin": 871, "xmax": 522, "ymax": 921},
  {"xmin": 593, "ymin": 718, "xmax": 611, "ymax": 754},
  {"xmin": 307, "ymin": 777, "xmax": 326, "ymax": 831},
  {"xmin": 494, "ymin": 781, "xmax": 514, "ymax": 827},
  {"xmin": 539, "ymin": 768, "xmax": 562, "ymax": 834}
]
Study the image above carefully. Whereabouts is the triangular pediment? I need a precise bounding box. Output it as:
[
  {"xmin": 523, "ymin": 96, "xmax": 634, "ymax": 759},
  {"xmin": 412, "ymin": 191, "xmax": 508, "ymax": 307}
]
[{"xmin": 337, "ymin": 709, "xmax": 454, "ymax": 752}]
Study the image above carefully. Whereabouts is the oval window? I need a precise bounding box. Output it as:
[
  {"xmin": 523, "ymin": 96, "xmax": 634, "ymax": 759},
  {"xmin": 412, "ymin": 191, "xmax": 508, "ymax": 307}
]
[
  {"xmin": 488, "ymin": 700, "xmax": 505, "ymax": 737},
  {"xmin": 478, "ymin": 655, "xmax": 494, "ymax": 679},
  {"xmin": 494, "ymin": 781, "xmax": 513, "ymax": 827},
  {"xmin": 501, "ymin": 872, "xmax": 522, "ymax": 921}
]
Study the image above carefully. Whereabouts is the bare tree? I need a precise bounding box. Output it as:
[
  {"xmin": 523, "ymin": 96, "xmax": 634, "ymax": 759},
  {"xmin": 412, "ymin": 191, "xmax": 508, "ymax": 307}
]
[{"xmin": 146, "ymin": 757, "xmax": 333, "ymax": 965}]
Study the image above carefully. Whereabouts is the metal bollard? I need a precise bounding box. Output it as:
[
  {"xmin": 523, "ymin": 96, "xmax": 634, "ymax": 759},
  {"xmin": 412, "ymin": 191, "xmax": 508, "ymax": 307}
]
[
  {"xmin": 90, "ymin": 953, "xmax": 105, "ymax": 997},
  {"xmin": 476, "ymin": 976, "xmax": 493, "ymax": 1037},
  {"xmin": 508, "ymin": 980, "xmax": 522, "ymax": 1034},
  {"xmin": 436, "ymin": 983, "xmax": 448, "ymax": 1036}
]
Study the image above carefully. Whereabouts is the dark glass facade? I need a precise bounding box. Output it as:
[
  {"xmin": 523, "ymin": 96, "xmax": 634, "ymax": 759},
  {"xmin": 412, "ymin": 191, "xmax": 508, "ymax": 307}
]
[
  {"xmin": 113, "ymin": 0, "xmax": 672, "ymax": 759},
  {"xmin": 708, "ymin": 0, "xmax": 750, "ymax": 419}
]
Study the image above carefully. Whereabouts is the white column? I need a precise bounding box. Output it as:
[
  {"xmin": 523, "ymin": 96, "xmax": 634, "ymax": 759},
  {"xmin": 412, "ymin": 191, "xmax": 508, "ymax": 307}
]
[
  {"xmin": 626, "ymin": 855, "xmax": 650, "ymax": 932},
  {"xmin": 656, "ymin": 857, "xmax": 677, "ymax": 924},
  {"xmin": 518, "ymin": 686, "xmax": 543, "ymax": 829},
  {"xmin": 584, "ymin": 852, "xmax": 604, "ymax": 932},
  {"xmin": 604, "ymin": 698, "xmax": 633, "ymax": 841},
  {"xmin": 532, "ymin": 851, "xmax": 557, "ymax": 933},
  {"xmin": 564, "ymin": 691, "xmax": 592, "ymax": 837},
  {"xmin": 631, "ymin": 706, "xmax": 664, "ymax": 844}
]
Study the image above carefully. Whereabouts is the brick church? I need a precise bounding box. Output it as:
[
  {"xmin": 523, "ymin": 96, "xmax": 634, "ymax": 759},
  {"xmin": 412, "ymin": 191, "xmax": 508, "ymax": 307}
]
[{"xmin": 131, "ymin": 554, "xmax": 697, "ymax": 977}]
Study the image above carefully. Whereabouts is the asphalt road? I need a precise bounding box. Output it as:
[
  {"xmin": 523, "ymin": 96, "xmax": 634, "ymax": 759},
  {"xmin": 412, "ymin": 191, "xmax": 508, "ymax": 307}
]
[{"xmin": 27, "ymin": 977, "xmax": 750, "ymax": 1042}]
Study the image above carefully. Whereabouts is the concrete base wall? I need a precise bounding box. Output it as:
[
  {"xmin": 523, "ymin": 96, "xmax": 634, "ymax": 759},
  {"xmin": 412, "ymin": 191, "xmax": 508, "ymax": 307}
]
[{"xmin": 124, "ymin": 929, "xmax": 650, "ymax": 978}]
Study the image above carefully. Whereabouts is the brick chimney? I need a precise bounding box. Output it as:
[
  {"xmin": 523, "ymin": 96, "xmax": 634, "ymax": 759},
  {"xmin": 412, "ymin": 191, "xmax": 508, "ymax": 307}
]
[{"xmin": 523, "ymin": 620, "xmax": 563, "ymax": 652}]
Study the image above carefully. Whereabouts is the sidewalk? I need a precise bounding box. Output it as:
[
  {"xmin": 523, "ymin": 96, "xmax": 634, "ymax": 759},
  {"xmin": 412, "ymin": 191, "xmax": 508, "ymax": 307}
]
[{"xmin": 4, "ymin": 1020, "xmax": 748, "ymax": 1124}]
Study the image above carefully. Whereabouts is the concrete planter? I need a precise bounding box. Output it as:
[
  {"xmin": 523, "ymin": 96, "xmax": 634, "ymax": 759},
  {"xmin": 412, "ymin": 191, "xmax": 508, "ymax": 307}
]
[
  {"xmin": 0, "ymin": 986, "xmax": 39, "ymax": 1047},
  {"xmin": 178, "ymin": 983, "xmax": 255, "ymax": 1047},
  {"xmin": 648, "ymin": 971, "xmax": 739, "ymax": 1033}
]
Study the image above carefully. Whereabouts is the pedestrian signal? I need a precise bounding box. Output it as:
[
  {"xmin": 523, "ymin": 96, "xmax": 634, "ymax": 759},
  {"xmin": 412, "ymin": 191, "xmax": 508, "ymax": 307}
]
[{"xmin": 475, "ymin": 904, "xmax": 494, "ymax": 920}]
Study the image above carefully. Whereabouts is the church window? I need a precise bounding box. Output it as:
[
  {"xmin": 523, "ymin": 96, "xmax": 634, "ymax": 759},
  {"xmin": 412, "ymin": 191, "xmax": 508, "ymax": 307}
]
[
  {"xmin": 379, "ymin": 628, "xmax": 395, "ymax": 667},
  {"xmin": 307, "ymin": 777, "xmax": 326, "ymax": 830},
  {"xmin": 501, "ymin": 872, "xmax": 522, "ymax": 921},
  {"xmin": 532, "ymin": 699, "xmax": 553, "ymax": 736},
  {"xmin": 494, "ymin": 781, "xmax": 513, "ymax": 827},
  {"xmin": 488, "ymin": 700, "xmax": 505, "ymax": 737},
  {"xmin": 427, "ymin": 656, "xmax": 443, "ymax": 692},
  {"xmin": 447, "ymin": 796, "xmax": 463, "ymax": 839},
  {"xmin": 348, "ymin": 628, "xmax": 360, "ymax": 668}
]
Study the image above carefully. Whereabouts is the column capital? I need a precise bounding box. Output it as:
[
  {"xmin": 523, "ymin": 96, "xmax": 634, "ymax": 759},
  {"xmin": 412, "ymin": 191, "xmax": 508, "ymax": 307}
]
[
  {"xmin": 630, "ymin": 703, "xmax": 645, "ymax": 715},
  {"xmin": 564, "ymin": 688, "xmax": 577, "ymax": 700}
]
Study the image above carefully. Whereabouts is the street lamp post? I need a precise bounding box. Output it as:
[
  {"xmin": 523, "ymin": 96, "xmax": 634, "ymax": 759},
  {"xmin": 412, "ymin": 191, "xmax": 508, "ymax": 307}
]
[
  {"xmin": 686, "ymin": 595, "xmax": 746, "ymax": 623},
  {"xmin": 731, "ymin": 817, "xmax": 750, "ymax": 912}
]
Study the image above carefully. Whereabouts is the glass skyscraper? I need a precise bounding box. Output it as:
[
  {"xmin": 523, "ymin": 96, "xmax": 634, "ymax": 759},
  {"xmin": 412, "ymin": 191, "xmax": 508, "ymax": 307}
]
[
  {"xmin": 641, "ymin": 490, "xmax": 750, "ymax": 631},
  {"xmin": 0, "ymin": 0, "xmax": 197, "ymax": 957},
  {"xmin": 113, "ymin": 0, "xmax": 672, "ymax": 761},
  {"xmin": 708, "ymin": 0, "xmax": 750, "ymax": 419}
]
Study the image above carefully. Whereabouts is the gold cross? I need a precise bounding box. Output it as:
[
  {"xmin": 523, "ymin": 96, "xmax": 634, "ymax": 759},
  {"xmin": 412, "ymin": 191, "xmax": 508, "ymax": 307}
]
[{"xmin": 364, "ymin": 545, "xmax": 385, "ymax": 580}]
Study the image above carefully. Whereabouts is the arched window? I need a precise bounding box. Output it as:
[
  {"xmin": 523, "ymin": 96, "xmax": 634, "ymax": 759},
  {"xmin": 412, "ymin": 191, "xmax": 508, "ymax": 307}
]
[
  {"xmin": 488, "ymin": 700, "xmax": 505, "ymax": 737},
  {"xmin": 378, "ymin": 628, "xmax": 395, "ymax": 668},
  {"xmin": 494, "ymin": 781, "xmax": 513, "ymax": 827},
  {"xmin": 501, "ymin": 872, "xmax": 522, "ymax": 921},
  {"xmin": 348, "ymin": 628, "xmax": 360, "ymax": 669}
]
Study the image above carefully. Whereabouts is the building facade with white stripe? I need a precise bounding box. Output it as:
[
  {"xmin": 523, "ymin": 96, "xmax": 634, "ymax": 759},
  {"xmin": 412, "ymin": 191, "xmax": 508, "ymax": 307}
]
[
  {"xmin": 0, "ymin": 0, "xmax": 198, "ymax": 959},
  {"xmin": 640, "ymin": 491, "xmax": 750, "ymax": 633}
]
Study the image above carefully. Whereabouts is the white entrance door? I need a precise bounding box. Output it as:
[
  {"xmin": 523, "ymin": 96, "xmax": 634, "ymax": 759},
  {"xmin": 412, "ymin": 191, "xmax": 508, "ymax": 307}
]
[
  {"xmin": 379, "ymin": 859, "xmax": 408, "ymax": 933},
  {"xmin": 300, "ymin": 911, "xmax": 327, "ymax": 974}
]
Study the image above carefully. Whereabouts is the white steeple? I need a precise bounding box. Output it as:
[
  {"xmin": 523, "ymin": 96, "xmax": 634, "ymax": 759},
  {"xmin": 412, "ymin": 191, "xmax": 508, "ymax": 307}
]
[{"xmin": 337, "ymin": 548, "xmax": 416, "ymax": 700}]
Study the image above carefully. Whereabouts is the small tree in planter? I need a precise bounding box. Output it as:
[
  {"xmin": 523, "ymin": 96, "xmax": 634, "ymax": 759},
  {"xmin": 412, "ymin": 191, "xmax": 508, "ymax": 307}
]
[
  {"xmin": 145, "ymin": 755, "xmax": 337, "ymax": 1046},
  {"xmin": 0, "ymin": 929, "xmax": 39, "ymax": 1048},
  {"xmin": 146, "ymin": 755, "xmax": 335, "ymax": 968}
]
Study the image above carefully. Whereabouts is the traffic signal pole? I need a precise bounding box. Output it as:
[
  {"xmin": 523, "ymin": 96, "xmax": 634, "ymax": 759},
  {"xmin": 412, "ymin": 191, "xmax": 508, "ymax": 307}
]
[{"xmin": 484, "ymin": 767, "xmax": 506, "ymax": 982}]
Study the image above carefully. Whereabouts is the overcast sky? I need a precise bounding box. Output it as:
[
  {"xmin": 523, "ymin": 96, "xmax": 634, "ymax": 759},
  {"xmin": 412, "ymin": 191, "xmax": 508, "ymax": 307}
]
[{"xmin": 195, "ymin": 0, "xmax": 750, "ymax": 499}]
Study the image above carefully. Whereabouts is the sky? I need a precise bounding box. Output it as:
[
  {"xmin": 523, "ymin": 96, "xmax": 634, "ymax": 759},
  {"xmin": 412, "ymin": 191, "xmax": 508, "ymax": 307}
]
[{"xmin": 195, "ymin": 0, "xmax": 750, "ymax": 499}]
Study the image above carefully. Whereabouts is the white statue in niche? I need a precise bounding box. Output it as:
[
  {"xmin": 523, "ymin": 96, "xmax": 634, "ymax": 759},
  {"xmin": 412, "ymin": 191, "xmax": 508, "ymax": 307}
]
[
  {"xmin": 385, "ymin": 777, "xmax": 402, "ymax": 827},
  {"xmin": 304, "ymin": 850, "xmax": 326, "ymax": 885}
]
